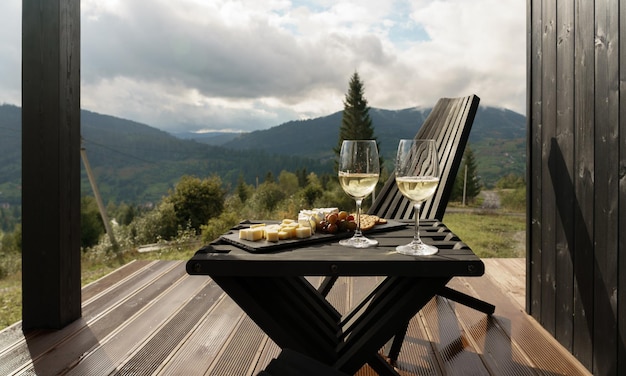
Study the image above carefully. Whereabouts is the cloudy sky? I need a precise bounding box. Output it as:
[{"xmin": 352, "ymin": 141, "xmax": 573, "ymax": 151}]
[{"xmin": 1, "ymin": 0, "xmax": 525, "ymax": 133}]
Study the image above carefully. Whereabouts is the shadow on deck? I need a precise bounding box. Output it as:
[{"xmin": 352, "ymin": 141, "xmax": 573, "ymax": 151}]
[{"xmin": 0, "ymin": 259, "xmax": 590, "ymax": 375}]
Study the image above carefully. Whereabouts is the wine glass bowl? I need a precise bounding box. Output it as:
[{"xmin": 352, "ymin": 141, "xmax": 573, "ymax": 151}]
[
  {"xmin": 395, "ymin": 139, "xmax": 440, "ymax": 255},
  {"xmin": 338, "ymin": 140, "xmax": 380, "ymax": 248}
]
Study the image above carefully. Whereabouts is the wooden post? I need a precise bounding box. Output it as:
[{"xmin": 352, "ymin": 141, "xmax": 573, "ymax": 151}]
[{"xmin": 21, "ymin": 0, "xmax": 81, "ymax": 330}]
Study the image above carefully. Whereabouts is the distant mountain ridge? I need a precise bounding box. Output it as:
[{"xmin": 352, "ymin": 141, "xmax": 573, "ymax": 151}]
[
  {"xmin": 224, "ymin": 107, "xmax": 525, "ymax": 158},
  {"xmin": 0, "ymin": 104, "xmax": 526, "ymax": 206},
  {"xmin": 179, "ymin": 105, "xmax": 527, "ymax": 182}
]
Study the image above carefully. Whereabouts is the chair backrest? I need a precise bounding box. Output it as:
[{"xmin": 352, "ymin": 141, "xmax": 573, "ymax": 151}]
[{"xmin": 368, "ymin": 94, "xmax": 480, "ymax": 220}]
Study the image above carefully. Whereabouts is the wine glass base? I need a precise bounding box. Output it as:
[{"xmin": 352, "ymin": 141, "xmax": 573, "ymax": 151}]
[
  {"xmin": 339, "ymin": 235, "xmax": 378, "ymax": 248},
  {"xmin": 396, "ymin": 242, "xmax": 438, "ymax": 256}
]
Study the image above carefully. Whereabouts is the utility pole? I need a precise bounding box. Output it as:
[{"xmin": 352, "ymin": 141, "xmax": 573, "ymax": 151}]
[
  {"xmin": 80, "ymin": 139, "xmax": 119, "ymax": 250},
  {"xmin": 462, "ymin": 164, "xmax": 468, "ymax": 206}
]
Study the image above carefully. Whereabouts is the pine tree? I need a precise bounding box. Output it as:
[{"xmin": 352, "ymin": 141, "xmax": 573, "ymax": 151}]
[
  {"xmin": 334, "ymin": 72, "xmax": 380, "ymax": 170},
  {"xmin": 451, "ymin": 146, "xmax": 481, "ymax": 203}
]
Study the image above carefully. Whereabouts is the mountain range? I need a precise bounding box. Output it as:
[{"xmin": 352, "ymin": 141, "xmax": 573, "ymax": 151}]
[{"xmin": 0, "ymin": 104, "xmax": 526, "ymax": 206}]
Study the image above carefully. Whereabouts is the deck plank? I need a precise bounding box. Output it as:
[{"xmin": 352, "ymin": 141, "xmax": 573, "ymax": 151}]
[
  {"xmin": 482, "ymin": 258, "xmax": 526, "ymax": 308},
  {"xmin": 0, "ymin": 258, "xmax": 591, "ymax": 376},
  {"xmin": 157, "ymin": 293, "xmax": 245, "ymax": 375}
]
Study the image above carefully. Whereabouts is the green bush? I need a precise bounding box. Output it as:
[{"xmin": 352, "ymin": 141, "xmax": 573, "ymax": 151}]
[
  {"xmin": 166, "ymin": 175, "xmax": 225, "ymax": 232},
  {"xmin": 131, "ymin": 201, "xmax": 179, "ymax": 243},
  {"xmin": 499, "ymin": 187, "xmax": 526, "ymax": 212},
  {"xmin": 201, "ymin": 211, "xmax": 241, "ymax": 244}
]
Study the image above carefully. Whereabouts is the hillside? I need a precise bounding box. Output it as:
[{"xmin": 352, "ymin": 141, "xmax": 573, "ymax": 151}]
[
  {"xmin": 0, "ymin": 103, "xmax": 526, "ymax": 207},
  {"xmin": 0, "ymin": 105, "xmax": 332, "ymax": 206}
]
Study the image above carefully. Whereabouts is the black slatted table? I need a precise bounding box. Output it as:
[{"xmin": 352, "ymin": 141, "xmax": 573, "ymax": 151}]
[{"xmin": 186, "ymin": 219, "xmax": 484, "ymax": 375}]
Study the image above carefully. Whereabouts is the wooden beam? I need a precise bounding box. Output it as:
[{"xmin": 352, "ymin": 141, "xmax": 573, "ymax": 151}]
[{"xmin": 21, "ymin": 0, "xmax": 81, "ymax": 330}]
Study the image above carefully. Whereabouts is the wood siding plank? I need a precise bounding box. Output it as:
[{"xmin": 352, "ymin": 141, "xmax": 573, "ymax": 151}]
[
  {"xmin": 554, "ymin": 0, "xmax": 575, "ymax": 352},
  {"xmin": 592, "ymin": 1, "xmax": 620, "ymax": 374},
  {"xmin": 572, "ymin": 0, "xmax": 595, "ymax": 369},
  {"xmin": 528, "ymin": 0, "xmax": 544, "ymax": 320},
  {"xmin": 618, "ymin": 3, "xmax": 626, "ymax": 375},
  {"xmin": 540, "ymin": 0, "xmax": 558, "ymax": 337}
]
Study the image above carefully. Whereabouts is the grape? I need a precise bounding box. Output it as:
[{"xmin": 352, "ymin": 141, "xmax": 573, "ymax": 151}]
[
  {"xmin": 327, "ymin": 213, "xmax": 338, "ymax": 225},
  {"xmin": 347, "ymin": 221, "xmax": 357, "ymax": 231},
  {"xmin": 317, "ymin": 210, "xmax": 358, "ymax": 234},
  {"xmin": 338, "ymin": 221, "xmax": 348, "ymax": 231}
]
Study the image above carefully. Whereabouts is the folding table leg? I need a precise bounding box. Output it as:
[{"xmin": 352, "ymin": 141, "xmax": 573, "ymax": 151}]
[
  {"xmin": 367, "ymin": 353, "xmax": 401, "ymax": 376},
  {"xmin": 438, "ymin": 286, "xmax": 495, "ymax": 314},
  {"xmin": 335, "ymin": 276, "xmax": 450, "ymax": 374},
  {"xmin": 385, "ymin": 322, "xmax": 408, "ymax": 363},
  {"xmin": 211, "ymin": 276, "xmax": 340, "ymax": 363}
]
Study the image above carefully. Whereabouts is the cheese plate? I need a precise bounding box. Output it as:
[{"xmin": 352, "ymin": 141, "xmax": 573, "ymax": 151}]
[{"xmin": 219, "ymin": 219, "xmax": 407, "ymax": 253}]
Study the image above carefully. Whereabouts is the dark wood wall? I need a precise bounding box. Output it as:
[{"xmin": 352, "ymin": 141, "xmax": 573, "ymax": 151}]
[{"xmin": 527, "ymin": 0, "xmax": 626, "ymax": 375}]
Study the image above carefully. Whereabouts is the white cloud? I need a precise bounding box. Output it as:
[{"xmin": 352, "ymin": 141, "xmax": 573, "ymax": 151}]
[
  {"xmin": 0, "ymin": 0, "xmax": 21, "ymax": 106},
  {"xmin": 1, "ymin": 0, "xmax": 526, "ymax": 132}
]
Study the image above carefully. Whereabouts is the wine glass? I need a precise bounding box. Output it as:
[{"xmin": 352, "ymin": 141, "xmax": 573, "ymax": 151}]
[
  {"xmin": 338, "ymin": 140, "xmax": 380, "ymax": 248},
  {"xmin": 395, "ymin": 139, "xmax": 440, "ymax": 255}
]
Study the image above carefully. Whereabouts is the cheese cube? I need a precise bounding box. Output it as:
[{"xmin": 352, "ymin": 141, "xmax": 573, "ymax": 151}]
[
  {"xmin": 249, "ymin": 227, "xmax": 264, "ymax": 241},
  {"xmin": 295, "ymin": 226, "xmax": 312, "ymax": 239},
  {"xmin": 280, "ymin": 225, "xmax": 296, "ymax": 238},
  {"xmin": 238, "ymin": 228, "xmax": 251, "ymax": 240},
  {"xmin": 266, "ymin": 229, "xmax": 279, "ymax": 242}
]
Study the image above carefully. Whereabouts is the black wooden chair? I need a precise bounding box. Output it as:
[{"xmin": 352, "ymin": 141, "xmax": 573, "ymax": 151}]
[
  {"xmin": 318, "ymin": 94, "xmax": 495, "ymax": 362},
  {"xmin": 257, "ymin": 348, "xmax": 349, "ymax": 376}
]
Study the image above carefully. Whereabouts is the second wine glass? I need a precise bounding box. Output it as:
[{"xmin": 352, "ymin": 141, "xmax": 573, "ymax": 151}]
[
  {"xmin": 338, "ymin": 140, "xmax": 380, "ymax": 248},
  {"xmin": 395, "ymin": 139, "xmax": 440, "ymax": 255}
]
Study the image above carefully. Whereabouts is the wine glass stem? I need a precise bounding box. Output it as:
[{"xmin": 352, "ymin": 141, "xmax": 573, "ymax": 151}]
[
  {"xmin": 355, "ymin": 198, "xmax": 364, "ymax": 236},
  {"xmin": 413, "ymin": 202, "xmax": 422, "ymax": 243}
]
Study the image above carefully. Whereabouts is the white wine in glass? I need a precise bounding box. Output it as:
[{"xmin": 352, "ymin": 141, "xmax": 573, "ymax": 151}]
[
  {"xmin": 395, "ymin": 139, "xmax": 440, "ymax": 255},
  {"xmin": 338, "ymin": 140, "xmax": 380, "ymax": 248}
]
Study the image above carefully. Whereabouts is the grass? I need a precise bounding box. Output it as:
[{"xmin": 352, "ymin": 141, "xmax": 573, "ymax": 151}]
[
  {"xmin": 443, "ymin": 210, "xmax": 526, "ymax": 258},
  {"xmin": 0, "ymin": 274, "xmax": 21, "ymax": 329},
  {"xmin": 0, "ymin": 211, "xmax": 525, "ymax": 331}
]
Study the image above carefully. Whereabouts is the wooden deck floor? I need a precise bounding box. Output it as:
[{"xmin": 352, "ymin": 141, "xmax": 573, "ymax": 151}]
[{"xmin": 0, "ymin": 258, "xmax": 590, "ymax": 376}]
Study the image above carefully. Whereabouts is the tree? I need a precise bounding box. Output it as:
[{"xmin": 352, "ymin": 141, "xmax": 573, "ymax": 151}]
[
  {"xmin": 295, "ymin": 167, "xmax": 308, "ymax": 187},
  {"xmin": 166, "ymin": 175, "xmax": 225, "ymax": 232},
  {"xmin": 252, "ymin": 181, "xmax": 285, "ymax": 213},
  {"xmin": 496, "ymin": 173, "xmax": 525, "ymax": 189},
  {"xmin": 81, "ymin": 196, "xmax": 105, "ymax": 248},
  {"xmin": 236, "ymin": 174, "xmax": 251, "ymax": 203},
  {"xmin": 451, "ymin": 146, "xmax": 481, "ymax": 203},
  {"xmin": 334, "ymin": 72, "xmax": 381, "ymax": 170},
  {"xmin": 132, "ymin": 201, "xmax": 179, "ymax": 243},
  {"xmin": 278, "ymin": 170, "xmax": 299, "ymax": 196}
]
